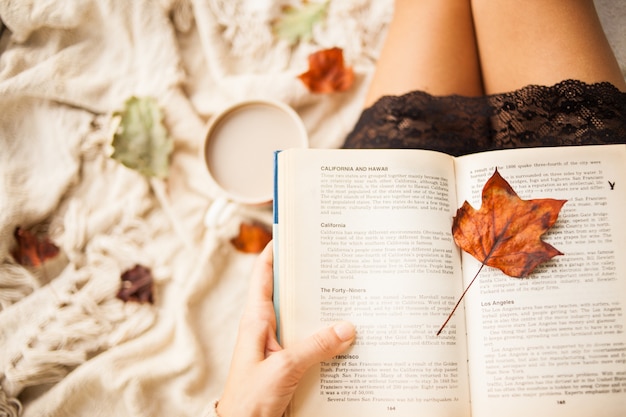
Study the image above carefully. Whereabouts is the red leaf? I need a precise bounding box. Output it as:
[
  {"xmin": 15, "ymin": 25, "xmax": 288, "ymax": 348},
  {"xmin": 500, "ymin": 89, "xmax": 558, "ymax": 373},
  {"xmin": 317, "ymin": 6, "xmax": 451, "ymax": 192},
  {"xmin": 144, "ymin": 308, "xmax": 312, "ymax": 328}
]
[
  {"xmin": 230, "ymin": 221, "xmax": 272, "ymax": 254},
  {"xmin": 298, "ymin": 47, "xmax": 354, "ymax": 93},
  {"xmin": 117, "ymin": 264, "xmax": 154, "ymax": 304},
  {"xmin": 438, "ymin": 169, "xmax": 566, "ymax": 335},
  {"xmin": 452, "ymin": 169, "xmax": 566, "ymax": 277},
  {"xmin": 11, "ymin": 227, "xmax": 60, "ymax": 267}
]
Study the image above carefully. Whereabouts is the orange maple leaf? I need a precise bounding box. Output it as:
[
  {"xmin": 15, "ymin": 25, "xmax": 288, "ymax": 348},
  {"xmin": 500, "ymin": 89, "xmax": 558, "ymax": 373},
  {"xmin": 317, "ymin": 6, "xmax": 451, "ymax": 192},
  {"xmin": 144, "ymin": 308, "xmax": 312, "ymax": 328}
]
[
  {"xmin": 438, "ymin": 169, "xmax": 566, "ymax": 335},
  {"xmin": 230, "ymin": 221, "xmax": 272, "ymax": 254},
  {"xmin": 11, "ymin": 227, "xmax": 60, "ymax": 267},
  {"xmin": 453, "ymin": 169, "xmax": 566, "ymax": 277},
  {"xmin": 298, "ymin": 47, "xmax": 354, "ymax": 94}
]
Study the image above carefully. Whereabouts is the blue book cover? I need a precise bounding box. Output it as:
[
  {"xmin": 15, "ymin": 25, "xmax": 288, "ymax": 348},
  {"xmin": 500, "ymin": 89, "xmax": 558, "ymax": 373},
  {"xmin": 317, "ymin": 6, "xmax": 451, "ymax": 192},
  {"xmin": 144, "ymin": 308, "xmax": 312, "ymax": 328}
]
[{"xmin": 272, "ymin": 150, "xmax": 282, "ymax": 342}]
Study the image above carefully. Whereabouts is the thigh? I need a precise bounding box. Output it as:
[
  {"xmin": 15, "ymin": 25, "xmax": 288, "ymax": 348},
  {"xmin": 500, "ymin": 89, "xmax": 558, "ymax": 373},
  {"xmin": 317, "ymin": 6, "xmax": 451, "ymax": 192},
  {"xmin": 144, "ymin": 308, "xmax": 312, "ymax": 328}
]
[
  {"xmin": 472, "ymin": 0, "xmax": 626, "ymax": 94},
  {"xmin": 364, "ymin": 0, "xmax": 483, "ymax": 107}
]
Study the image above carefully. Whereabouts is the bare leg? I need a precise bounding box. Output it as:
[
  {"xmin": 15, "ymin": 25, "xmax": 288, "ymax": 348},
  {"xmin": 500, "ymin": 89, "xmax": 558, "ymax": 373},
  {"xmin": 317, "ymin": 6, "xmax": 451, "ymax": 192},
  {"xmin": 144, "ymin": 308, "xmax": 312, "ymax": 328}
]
[
  {"xmin": 472, "ymin": 0, "xmax": 626, "ymax": 94},
  {"xmin": 364, "ymin": 0, "xmax": 483, "ymax": 108}
]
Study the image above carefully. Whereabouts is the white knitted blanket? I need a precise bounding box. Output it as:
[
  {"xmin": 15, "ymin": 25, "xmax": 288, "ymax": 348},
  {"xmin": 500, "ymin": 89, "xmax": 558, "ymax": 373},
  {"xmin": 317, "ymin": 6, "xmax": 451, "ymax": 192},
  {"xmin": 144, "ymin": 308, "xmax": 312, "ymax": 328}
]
[
  {"xmin": 0, "ymin": 1, "xmax": 392, "ymax": 415},
  {"xmin": 0, "ymin": 1, "xmax": 623, "ymax": 416}
]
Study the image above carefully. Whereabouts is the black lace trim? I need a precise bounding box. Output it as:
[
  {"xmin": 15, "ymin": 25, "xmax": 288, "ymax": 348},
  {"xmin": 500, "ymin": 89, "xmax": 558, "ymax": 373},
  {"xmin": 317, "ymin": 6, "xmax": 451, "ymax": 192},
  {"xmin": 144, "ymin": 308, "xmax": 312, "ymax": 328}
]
[{"xmin": 342, "ymin": 80, "xmax": 626, "ymax": 156}]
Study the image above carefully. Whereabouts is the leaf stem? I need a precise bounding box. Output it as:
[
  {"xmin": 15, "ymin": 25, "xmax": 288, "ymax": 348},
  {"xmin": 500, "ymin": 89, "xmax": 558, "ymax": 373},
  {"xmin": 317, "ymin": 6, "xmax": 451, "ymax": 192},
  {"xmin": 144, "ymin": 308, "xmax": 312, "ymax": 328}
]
[{"xmin": 436, "ymin": 263, "xmax": 485, "ymax": 336}]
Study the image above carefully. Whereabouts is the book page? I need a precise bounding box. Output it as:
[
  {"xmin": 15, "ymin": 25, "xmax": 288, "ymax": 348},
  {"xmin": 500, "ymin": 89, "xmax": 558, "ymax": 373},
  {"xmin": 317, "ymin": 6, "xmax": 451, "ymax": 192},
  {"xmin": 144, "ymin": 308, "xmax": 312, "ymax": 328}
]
[
  {"xmin": 455, "ymin": 145, "xmax": 626, "ymax": 417},
  {"xmin": 275, "ymin": 149, "xmax": 471, "ymax": 417}
]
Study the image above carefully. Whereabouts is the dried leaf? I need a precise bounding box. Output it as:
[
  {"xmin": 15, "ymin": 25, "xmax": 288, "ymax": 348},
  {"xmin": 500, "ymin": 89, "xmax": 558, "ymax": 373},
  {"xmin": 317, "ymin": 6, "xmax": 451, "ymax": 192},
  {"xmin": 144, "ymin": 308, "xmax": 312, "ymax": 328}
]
[
  {"xmin": 117, "ymin": 264, "xmax": 154, "ymax": 304},
  {"xmin": 438, "ymin": 169, "xmax": 566, "ymax": 335},
  {"xmin": 272, "ymin": 1, "xmax": 329, "ymax": 45},
  {"xmin": 111, "ymin": 96, "xmax": 173, "ymax": 179},
  {"xmin": 453, "ymin": 169, "xmax": 566, "ymax": 277},
  {"xmin": 231, "ymin": 222, "xmax": 272, "ymax": 254},
  {"xmin": 11, "ymin": 227, "xmax": 60, "ymax": 267},
  {"xmin": 298, "ymin": 47, "xmax": 354, "ymax": 93}
]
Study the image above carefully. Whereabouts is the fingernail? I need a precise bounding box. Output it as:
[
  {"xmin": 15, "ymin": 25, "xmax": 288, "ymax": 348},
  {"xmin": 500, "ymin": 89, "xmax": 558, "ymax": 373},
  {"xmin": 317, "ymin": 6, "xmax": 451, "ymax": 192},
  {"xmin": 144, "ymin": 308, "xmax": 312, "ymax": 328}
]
[{"xmin": 333, "ymin": 321, "xmax": 356, "ymax": 342}]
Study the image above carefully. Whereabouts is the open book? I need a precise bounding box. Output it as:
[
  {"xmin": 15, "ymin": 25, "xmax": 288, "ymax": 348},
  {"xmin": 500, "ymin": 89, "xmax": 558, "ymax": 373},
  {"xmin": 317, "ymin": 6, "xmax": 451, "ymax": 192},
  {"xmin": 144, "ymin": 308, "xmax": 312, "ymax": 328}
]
[{"xmin": 273, "ymin": 144, "xmax": 626, "ymax": 417}]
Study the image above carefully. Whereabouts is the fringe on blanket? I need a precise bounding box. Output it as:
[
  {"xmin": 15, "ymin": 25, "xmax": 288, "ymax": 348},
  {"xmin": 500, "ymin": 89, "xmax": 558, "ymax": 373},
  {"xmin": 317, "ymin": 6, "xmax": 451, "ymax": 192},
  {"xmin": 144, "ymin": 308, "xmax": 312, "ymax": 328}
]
[
  {"xmin": 0, "ymin": 262, "xmax": 156, "ymax": 398},
  {"xmin": 0, "ymin": 385, "xmax": 21, "ymax": 417}
]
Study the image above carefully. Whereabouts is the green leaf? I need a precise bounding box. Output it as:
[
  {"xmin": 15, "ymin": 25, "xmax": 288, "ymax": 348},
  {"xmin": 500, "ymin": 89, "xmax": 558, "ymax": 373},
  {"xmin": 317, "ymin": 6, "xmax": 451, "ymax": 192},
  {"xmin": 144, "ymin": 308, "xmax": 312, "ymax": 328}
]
[
  {"xmin": 111, "ymin": 96, "xmax": 173, "ymax": 179},
  {"xmin": 272, "ymin": 1, "xmax": 329, "ymax": 45}
]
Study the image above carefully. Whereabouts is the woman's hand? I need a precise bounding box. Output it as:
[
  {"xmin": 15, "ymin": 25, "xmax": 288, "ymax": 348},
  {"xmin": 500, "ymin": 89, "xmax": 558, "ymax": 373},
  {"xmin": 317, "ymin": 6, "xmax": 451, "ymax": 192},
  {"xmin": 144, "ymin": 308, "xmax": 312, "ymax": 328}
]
[{"xmin": 217, "ymin": 242, "xmax": 355, "ymax": 417}]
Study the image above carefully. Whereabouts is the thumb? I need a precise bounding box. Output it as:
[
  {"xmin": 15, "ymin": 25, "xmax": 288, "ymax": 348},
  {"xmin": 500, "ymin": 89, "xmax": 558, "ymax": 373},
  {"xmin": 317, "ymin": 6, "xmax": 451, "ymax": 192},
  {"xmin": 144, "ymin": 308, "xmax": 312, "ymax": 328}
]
[{"xmin": 287, "ymin": 321, "xmax": 356, "ymax": 374}]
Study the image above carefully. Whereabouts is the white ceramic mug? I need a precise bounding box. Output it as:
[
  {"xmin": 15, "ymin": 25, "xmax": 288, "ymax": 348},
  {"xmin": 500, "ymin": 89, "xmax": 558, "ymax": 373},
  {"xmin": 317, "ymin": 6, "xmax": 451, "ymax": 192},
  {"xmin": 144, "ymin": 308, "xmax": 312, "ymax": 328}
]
[{"xmin": 202, "ymin": 99, "xmax": 308, "ymax": 205}]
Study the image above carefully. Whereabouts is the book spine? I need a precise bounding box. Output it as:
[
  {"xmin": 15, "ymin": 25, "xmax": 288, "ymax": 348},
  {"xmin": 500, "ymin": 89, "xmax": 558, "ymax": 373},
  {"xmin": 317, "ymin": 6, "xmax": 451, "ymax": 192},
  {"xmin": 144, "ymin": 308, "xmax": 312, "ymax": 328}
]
[{"xmin": 272, "ymin": 150, "xmax": 282, "ymax": 343}]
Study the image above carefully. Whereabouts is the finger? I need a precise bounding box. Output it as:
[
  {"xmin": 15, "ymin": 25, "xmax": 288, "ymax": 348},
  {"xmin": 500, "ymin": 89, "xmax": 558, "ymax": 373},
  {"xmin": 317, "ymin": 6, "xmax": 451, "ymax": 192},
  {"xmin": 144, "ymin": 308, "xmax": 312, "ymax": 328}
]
[
  {"xmin": 284, "ymin": 321, "xmax": 356, "ymax": 375},
  {"xmin": 234, "ymin": 242, "xmax": 277, "ymax": 361},
  {"xmin": 250, "ymin": 242, "xmax": 283, "ymax": 353},
  {"xmin": 246, "ymin": 240, "xmax": 274, "ymax": 309}
]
